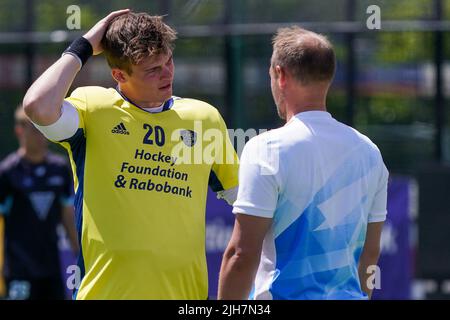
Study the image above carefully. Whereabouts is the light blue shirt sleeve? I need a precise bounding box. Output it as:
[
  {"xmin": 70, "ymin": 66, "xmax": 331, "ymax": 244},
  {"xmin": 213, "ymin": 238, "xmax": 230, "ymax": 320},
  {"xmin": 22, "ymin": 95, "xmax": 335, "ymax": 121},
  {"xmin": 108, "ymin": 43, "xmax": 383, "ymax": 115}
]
[{"xmin": 233, "ymin": 136, "xmax": 280, "ymax": 218}]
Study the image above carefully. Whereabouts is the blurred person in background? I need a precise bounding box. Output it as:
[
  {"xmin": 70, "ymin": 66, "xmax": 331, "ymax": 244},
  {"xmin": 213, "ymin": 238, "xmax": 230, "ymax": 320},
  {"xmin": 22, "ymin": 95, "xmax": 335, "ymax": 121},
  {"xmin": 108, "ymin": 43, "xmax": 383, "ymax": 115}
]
[
  {"xmin": 218, "ymin": 26, "xmax": 388, "ymax": 300},
  {"xmin": 0, "ymin": 106, "xmax": 79, "ymax": 300}
]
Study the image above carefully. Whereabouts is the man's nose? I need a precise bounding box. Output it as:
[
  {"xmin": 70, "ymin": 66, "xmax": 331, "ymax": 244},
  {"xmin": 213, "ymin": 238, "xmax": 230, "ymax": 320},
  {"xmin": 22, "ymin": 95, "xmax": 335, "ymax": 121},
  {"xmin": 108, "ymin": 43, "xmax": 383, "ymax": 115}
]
[{"xmin": 161, "ymin": 64, "xmax": 173, "ymax": 79}]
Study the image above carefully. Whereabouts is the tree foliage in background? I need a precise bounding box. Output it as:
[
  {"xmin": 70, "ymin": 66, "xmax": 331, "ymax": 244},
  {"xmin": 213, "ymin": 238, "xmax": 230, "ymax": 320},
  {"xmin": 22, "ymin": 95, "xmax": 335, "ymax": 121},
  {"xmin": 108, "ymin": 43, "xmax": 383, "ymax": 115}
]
[{"xmin": 0, "ymin": 0, "xmax": 449, "ymax": 169}]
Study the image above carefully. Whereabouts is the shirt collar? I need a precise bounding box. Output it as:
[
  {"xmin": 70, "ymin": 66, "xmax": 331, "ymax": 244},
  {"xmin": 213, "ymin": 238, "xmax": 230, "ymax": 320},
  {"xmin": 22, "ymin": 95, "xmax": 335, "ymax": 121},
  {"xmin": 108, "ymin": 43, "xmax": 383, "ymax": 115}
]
[
  {"xmin": 294, "ymin": 110, "xmax": 332, "ymax": 120},
  {"xmin": 115, "ymin": 86, "xmax": 173, "ymax": 113}
]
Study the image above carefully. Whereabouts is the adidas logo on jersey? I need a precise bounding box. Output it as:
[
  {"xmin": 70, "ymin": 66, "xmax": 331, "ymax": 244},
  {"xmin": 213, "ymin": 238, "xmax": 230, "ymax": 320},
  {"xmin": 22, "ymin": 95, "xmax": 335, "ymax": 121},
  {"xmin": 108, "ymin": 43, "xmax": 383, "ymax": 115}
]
[{"xmin": 112, "ymin": 123, "xmax": 130, "ymax": 135}]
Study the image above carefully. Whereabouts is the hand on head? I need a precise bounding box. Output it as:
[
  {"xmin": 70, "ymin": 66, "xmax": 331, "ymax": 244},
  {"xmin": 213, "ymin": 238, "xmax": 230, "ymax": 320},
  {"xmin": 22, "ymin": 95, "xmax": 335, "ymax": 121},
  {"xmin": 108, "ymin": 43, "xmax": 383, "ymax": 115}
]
[{"xmin": 83, "ymin": 9, "xmax": 131, "ymax": 55}]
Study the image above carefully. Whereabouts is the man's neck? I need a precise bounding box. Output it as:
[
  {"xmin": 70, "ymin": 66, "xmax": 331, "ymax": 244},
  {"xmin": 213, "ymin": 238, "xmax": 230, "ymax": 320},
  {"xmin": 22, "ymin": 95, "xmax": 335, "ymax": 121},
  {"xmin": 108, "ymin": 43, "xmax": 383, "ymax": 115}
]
[
  {"xmin": 284, "ymin": 86, "xmax": 328, "ymax": 123},
  {"xmin": 18, "ymin": 147, "xmax": 46, "ymax": 164},
  {"xmin": 285, "ymin": 103, "xmax": 327, "ymax": 123}
]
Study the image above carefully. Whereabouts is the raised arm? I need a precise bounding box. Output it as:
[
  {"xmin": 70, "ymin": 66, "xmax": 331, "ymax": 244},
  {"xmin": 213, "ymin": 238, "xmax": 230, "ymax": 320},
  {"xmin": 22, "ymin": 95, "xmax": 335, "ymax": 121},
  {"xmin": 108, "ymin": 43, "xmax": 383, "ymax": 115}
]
[{"xmin": 22, "ymin": 9, "xmax": 129, "ymax": 125}]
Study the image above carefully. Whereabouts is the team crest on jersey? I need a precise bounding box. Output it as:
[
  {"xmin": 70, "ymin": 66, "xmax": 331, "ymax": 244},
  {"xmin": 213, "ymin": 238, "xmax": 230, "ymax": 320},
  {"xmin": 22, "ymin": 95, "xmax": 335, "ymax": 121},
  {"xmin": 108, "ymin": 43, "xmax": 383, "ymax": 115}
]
[{"xmin": 180, "ymin": 130, "xmax": 197, "ymax": 147}]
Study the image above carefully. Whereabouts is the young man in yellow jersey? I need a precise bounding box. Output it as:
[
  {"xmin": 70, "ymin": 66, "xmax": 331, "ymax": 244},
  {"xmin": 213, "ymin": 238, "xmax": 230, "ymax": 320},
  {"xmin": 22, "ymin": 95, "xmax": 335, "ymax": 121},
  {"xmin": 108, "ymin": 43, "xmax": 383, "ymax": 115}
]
[{"xmin": 22, "ymin": 10, "xmax": 239, "ymax": 299}]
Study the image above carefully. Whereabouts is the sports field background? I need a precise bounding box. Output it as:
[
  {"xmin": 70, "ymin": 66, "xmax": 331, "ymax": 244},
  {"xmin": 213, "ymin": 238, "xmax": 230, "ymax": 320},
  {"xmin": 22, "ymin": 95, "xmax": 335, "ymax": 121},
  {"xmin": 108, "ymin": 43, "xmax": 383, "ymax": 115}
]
[{"xmin": 1, "ymin": 0, "xmax": 450, "ymax": 299}]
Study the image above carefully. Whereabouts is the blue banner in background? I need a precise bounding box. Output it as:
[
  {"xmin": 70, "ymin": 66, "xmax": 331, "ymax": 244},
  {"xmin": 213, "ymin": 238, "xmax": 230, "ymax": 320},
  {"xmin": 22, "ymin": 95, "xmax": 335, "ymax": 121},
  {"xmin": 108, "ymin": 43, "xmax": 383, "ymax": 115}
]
[
  {"xmin": 57, "ymin": 176, "xmax": 414, "ymax": 300},
  {"xmin": 205, "ymin": 190, "xmax": 235, "ymax": 299},
  {"xmin": 372, "ymin": 176, "xmax": 414, "ymax": 300},
  {"xmin": 57, "ymin": 225, "xmax": 76, "ymax": 299}
]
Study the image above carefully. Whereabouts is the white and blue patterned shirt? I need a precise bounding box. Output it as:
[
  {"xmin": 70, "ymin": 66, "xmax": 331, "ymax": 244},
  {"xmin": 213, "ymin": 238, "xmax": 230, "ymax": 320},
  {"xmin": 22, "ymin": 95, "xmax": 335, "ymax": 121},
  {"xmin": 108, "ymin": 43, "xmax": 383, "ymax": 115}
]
[{"xmin": 233, "ymin": 111, "xmax": 389, "ymax": 300}]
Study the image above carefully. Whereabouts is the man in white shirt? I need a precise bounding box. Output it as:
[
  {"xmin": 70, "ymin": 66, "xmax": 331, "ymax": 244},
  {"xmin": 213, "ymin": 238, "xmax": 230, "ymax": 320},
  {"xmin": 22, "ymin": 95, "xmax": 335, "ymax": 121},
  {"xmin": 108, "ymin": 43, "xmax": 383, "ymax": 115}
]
[{"xmin": 218, "ymin": 26, "xmax": 389, "ymax": 300}]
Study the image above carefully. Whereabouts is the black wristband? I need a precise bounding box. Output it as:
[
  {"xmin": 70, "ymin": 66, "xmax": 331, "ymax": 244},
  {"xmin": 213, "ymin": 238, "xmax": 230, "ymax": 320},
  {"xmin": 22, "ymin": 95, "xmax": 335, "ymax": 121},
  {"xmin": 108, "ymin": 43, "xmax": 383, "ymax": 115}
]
[{"xmin": 63, "ymin": 37, "xmax": 93, "ymax": 67}]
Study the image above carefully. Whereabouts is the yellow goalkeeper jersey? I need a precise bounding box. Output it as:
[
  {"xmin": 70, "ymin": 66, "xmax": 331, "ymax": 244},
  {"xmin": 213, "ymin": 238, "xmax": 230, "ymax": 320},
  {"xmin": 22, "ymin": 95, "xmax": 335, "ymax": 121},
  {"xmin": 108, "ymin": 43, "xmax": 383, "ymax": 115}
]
[{"xmin": 60, "ymin": 86, "xmax": 239, "ymax": 300}]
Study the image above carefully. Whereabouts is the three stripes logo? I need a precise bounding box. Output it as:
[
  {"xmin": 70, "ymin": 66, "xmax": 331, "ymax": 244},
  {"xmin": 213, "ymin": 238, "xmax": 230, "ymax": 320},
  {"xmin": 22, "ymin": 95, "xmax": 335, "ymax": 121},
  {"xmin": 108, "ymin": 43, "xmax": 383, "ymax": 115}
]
[{"xmin": 111, "ymin": 123, "xmax": 130, "ymax": 135}]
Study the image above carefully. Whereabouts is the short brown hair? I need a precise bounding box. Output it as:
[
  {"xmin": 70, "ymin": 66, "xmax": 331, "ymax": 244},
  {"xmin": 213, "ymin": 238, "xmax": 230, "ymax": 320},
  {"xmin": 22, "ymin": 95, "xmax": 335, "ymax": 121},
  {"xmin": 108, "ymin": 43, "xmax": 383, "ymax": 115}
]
[
  {"xmin": 101, "ymin": 12, "xmax": 177, "ymax": 74},
  {"xmin": 272, "ymin": 26, "xmax": 336, "ymax": 85}
]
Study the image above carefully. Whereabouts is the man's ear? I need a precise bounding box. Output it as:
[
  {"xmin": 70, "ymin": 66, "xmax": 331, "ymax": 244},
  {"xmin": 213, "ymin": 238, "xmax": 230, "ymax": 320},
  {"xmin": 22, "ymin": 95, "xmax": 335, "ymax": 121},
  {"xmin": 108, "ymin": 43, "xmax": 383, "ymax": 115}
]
[
  {"xmin": 111, "ymin": 69, "xmax": 127, "ymax": 83},
  {"xmin": 275, "ymin": 65, "xmax": 287, "ymax": 88}
]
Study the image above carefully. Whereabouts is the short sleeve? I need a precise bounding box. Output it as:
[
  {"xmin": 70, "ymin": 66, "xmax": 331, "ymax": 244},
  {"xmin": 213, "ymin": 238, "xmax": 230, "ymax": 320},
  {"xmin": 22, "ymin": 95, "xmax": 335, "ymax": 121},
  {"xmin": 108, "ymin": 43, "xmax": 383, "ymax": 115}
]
[
  {"xmin": 232, "ymin": 136, "xmax": 279, "ymax": 218},
  {"xmin": 64, "ymin": 87, "xmax": 88, "ymax": 133},
  {"xmin": 368, "ymin": 162, "xmax": 389, "ymax": 223},
  {"xmin": 208, "ymin": 111, "xmax": 239, "ymax": 192},
  {"xmin": 55, "ymin": 88, "xmax": 89, "ymax": 163},
  {"xmin": 32, "ymin": 87, "xmax": 87, "ymax": 142}
]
